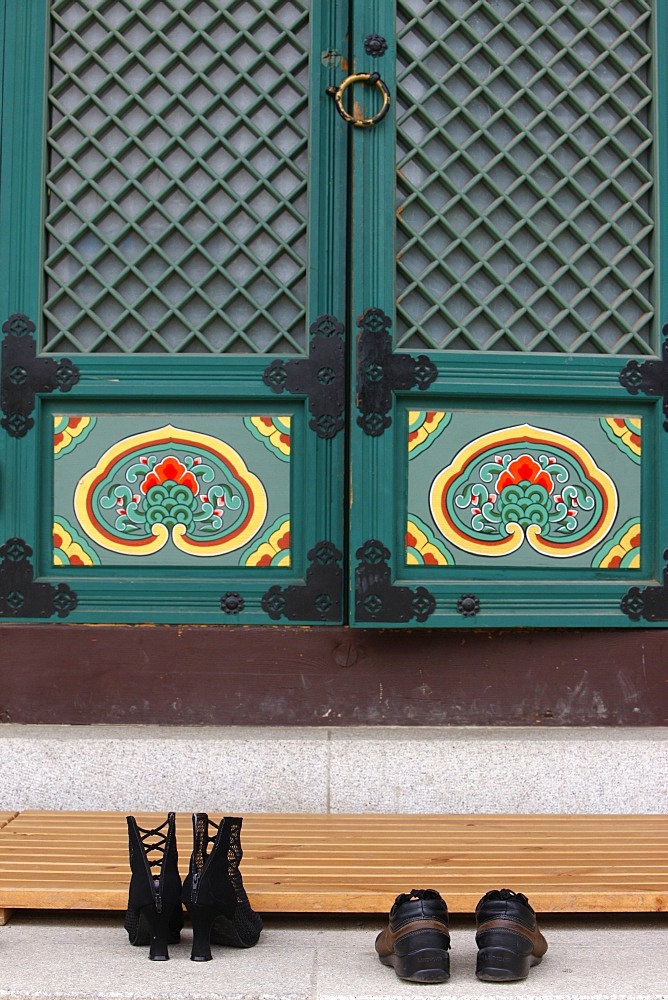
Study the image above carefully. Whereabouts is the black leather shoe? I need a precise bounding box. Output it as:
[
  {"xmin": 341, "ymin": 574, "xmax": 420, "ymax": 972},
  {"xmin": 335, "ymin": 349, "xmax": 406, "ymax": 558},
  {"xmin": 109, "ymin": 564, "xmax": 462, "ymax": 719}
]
[
  {"xmin": 475, "ymin": 888, "xmax": 547, "ymax": 982},
  {"xmin": 375, "ymin": 888, "xmax": 450, "ymax": 982}
]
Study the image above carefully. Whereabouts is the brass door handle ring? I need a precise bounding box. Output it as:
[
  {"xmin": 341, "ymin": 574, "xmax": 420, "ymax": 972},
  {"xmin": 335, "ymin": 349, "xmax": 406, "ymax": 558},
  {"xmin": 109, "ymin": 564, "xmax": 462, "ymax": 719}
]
[{"xmin": 327, "ymin": 72, "xmax": 391, "ymax": 128}]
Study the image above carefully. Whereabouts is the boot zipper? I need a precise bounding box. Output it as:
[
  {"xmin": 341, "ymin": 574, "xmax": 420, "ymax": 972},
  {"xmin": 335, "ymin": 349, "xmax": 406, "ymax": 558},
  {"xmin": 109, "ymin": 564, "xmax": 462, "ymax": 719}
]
[
  {"xmin": 155, "ymin": 819, "xmax": 175, "ymax": 913},
  {"xmin": 192, "ymin": 814, "xmax": 207, "ymax": 902}
]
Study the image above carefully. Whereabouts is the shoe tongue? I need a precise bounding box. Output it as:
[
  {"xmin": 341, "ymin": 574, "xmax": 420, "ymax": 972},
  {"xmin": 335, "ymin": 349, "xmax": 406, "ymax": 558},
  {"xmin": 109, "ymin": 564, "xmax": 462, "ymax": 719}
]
[
  {"xmin": 395, "ymin": 888, "xmax": 441, "ymax": 906},
  {"xmin": 485, "ymin": 888, "xmax": 531, "ymax": 908}
]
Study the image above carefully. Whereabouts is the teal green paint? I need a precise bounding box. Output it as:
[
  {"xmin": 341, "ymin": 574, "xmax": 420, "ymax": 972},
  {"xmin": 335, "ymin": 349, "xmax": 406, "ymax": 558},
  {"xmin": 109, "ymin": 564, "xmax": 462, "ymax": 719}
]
[
  {"xmin": 0, "ymin": 0, "xmax": 348, "ymax": 625},
  {"xmin": 346, "ymin": 0, "xmax": 667, "ymax": 627},
  {"xmin": 653, "ymin": 0, "xmax": 668, "ymax": 624},
  {"xmin": 50, "ymin": 411, "xmax": 292, "ymax": 569},
  {"xmin": 1, "ymin": 1, "xmax": 666, "ymax": 626},
  {"xmin": 0, "ymin": 26, "xmax": 46, "ymax": 562},
  {"xmin": 653, "ymin": 0, "xmax": 667, "ymax": 343},
  {"xmin": 347, "ymin": 0, "xmax": 397, "ymax": 607},
  {"xmin": 0, "ymin": 1, "xmax": 5, "ymax": 213},
  {"xmin": 306, "ymin": 0, "xmax": 349, "ymax": 573},
  {"xmin": 307, "ymin": 0, "xmax": 349, "ymax": 323},
  {"xmin": 0, "ymin": 1, "xmax": 47, "ymax": 322}
]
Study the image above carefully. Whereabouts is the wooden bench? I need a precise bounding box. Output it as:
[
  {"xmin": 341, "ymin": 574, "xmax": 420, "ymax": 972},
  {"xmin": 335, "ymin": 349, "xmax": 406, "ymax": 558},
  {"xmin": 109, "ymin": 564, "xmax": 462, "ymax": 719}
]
[{"xmin": 0, "ymin": 811, "xmax": 665, "ymax": 924}]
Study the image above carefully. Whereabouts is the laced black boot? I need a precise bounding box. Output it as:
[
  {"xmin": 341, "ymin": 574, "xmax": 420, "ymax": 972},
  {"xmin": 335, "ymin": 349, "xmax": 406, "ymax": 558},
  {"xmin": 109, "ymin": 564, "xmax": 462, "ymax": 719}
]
[
  {"xmin": 182, "ymin": 813, "xmax": 263, "ymax": 961},
  {"xmin": 124, "ymin": 813, "xmax": 183, "ymax": 960},
  {"xmin": 475, "ymin": 887, "xmax": 548, "ymax": 982}
]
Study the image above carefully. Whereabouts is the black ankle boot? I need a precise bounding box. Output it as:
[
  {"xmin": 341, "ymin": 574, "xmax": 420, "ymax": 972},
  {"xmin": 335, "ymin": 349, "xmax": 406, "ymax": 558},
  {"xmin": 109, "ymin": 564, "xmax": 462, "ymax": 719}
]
[
  {"xmin": 182, "ymin": 813, "xmax": 263, "ymax": 961},
  {"xmin": 124, "ymin": 812, "xmax": 184, "ymax": 961}
]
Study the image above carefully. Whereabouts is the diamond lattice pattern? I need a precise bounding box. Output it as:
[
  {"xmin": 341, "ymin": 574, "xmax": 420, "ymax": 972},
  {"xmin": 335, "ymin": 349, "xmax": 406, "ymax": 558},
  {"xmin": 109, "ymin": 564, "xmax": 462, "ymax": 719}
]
[
  {"xmin": 396, "ymin": 0, "xmax": 655, "ymax": 354},
  {"xmin": 45, "ymin": 0, "xmax": 310, "ymax": 354}
]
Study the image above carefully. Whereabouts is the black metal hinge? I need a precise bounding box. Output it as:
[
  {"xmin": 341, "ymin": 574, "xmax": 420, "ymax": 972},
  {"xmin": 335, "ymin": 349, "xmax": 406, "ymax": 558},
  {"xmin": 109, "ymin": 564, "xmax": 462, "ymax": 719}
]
[
  {"xmin": 354, "ymin": 539, "xmax": 435, "ymax": 623},
  {"xmin": 621, "ymin": 553, "xmax": 668, "ymax": 622},
  {"xmin": 356, "ymin": 308, "xmax": 437, "ymax": 436},
  {"xmin": 0, "ymin": 537, "xmax": 77, "ymax": 619},
  {"xmin": 261, "ymin": 541, "xmax": 343, "ymax": 622},
  {"xmin": 263, "ymin": 314, "xmax": 345, "ymax": 439},
  {"xmin": 1, "ymin": 314, "xmax": 80, "ymax": 438},
  {"xmin": 619, "ymin": 323, "xmax": 668, "ymax": 431}
]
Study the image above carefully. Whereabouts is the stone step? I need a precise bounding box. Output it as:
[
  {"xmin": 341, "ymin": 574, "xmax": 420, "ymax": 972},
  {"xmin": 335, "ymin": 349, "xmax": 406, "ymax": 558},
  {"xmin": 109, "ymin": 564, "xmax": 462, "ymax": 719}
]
[
  {"xmin": 0, "ymin": 725, "xmax": 665, "ymax": 813},
  {"xmin": 0, "ymin": 726, "xmax": 665, "ymax": 997},
  {"xmin": 0, "ymin": 911, "xmax": 665, "ymax": 1000}
]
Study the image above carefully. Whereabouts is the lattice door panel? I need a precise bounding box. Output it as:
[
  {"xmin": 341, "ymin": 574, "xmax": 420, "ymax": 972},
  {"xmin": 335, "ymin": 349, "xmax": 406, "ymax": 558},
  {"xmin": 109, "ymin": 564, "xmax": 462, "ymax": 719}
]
[
  {"xmin": 45, "ymin": 0, "xmax": 310, "ymax": 355},
  {"xmin": 395, "ymin": 0, "xmax": 655, "ymax": 355}
]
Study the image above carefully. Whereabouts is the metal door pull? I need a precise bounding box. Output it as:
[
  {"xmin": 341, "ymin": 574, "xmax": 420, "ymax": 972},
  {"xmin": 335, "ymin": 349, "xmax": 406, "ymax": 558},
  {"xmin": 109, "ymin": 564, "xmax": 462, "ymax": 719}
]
[{"xmin": 327, "ymin": 72, "xmax": 391, "ymax": 127}]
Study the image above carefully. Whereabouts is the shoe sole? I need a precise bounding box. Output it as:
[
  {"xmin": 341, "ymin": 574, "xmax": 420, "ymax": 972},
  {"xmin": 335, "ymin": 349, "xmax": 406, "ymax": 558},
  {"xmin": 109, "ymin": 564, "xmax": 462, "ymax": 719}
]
[
  {"xmin": 476, "ymin": 948, "xmax": 542, "ymax": 982},
  {"xmin": 380, "ymin": 948, "xmax": 450, "ymax": 983}
]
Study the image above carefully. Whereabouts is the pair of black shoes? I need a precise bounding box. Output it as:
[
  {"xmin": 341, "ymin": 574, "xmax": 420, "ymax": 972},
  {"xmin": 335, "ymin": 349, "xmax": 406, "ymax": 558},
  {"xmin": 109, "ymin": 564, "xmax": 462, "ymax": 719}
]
[
  {"xmin": 125, "ymin": 812, "xmax": 262, "ymax": 961},
  {"xmin": 375, "ymin": 887, "xmax": 547, "ymax": 983}
]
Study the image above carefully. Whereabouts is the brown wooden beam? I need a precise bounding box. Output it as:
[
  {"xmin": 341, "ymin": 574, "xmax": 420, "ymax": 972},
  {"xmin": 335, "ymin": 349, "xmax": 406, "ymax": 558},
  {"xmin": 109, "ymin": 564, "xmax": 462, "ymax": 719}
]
[{"xmin": 0, "ymin": 625, "xmax": 666, "ymax": 726}]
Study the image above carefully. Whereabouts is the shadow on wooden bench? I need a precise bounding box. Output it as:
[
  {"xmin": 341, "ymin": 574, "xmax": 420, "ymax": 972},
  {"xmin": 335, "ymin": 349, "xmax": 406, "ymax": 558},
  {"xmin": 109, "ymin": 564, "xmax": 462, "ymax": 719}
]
[{"xmin": 0, "ymin": 811, "xmax": 665, "ymax": 923}]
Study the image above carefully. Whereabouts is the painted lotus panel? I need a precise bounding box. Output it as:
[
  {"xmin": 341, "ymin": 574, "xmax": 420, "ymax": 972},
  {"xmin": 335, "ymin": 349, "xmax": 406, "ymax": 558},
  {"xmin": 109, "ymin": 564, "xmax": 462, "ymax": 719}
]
[
  {"xmin": 52, "ymin": 413, "xmax": 291, "ymax": 567},
  {"xmin": 406, "ymin": 410, "xmax": 642, "ymax": 570}
]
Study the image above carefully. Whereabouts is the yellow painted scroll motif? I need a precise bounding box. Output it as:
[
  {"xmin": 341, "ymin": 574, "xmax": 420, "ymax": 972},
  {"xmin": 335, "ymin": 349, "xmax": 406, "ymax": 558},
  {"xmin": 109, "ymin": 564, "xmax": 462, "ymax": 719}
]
[
  {"xmin": 430, "ymin": 424, "xmax": 618, "ymax": 559},
  {"xmin": 74, "ymin": 425, "xmax": 267, "ymax": 557}
]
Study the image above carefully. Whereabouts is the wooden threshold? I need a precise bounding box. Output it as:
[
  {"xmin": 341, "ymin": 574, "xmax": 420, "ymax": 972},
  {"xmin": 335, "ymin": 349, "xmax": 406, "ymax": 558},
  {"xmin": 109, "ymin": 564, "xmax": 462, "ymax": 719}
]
[
  {"xmin": 3, "ymin": 624, "xmax": 667, "ymax": 726},
  {"xmin": 0, "ymin": 811, "xmax": 665, "ymax": 916}
]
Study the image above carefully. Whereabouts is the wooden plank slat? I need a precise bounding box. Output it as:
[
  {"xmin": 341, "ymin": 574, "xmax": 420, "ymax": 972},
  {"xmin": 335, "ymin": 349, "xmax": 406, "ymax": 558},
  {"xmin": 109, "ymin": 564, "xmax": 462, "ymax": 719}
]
[{"xmin": 0, "ymin": 812, "xmax": 665, "ymax": 915}]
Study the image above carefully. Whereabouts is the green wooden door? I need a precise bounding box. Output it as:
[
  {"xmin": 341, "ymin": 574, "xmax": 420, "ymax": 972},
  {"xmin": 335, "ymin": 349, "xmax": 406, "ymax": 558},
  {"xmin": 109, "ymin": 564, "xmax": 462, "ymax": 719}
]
[
  {"xmin": 1, "ymin": 0, "xmax": 349, "ymax": 625},
  {"xmin": 347, "ymin": 0, "xmax": 668, "ymax": 627},
  {"xmin": 1, "ymin": 0, "xmax": 666, "ymax": 629}
]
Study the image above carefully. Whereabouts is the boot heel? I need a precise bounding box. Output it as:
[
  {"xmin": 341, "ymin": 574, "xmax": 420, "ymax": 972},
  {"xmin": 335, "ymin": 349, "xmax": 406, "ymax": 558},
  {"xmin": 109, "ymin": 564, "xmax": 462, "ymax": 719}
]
[
  {"xmin": 188, "ymin": 904, "xmax": 218, "ymax": 962},
  {"xmin": 141, "ymin": 904, "xmax": 172, "ymax": 961},
  {"xmin": 476, "ymin": 945, "xmax": 532, "ymax": 982},
  {"xmin": 391, "ymin": 930, "xmax": 450, "ymax": 983}
]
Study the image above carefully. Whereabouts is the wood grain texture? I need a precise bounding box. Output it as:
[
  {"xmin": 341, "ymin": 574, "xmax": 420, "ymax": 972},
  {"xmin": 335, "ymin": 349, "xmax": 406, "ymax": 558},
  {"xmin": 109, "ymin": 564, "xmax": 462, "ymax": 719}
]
[
  {"xmin": 1, "ymin": 624, "xmax": 667, "ymax": 725},
  {"xmin": 0, "ymin": 812, "xmax": 665, "ymax": 914}
]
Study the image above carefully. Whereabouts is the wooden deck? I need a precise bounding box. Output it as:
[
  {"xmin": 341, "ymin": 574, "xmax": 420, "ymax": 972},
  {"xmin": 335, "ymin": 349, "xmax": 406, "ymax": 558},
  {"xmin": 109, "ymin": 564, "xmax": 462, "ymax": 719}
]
[{"xmin": 0, "ymin": 811, "xmax": 665, "ymax": 922}]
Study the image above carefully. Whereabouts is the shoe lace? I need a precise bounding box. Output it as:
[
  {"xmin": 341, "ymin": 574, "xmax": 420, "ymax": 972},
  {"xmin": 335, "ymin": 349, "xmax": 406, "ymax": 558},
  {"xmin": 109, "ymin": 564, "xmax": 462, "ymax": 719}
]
[
  {"xmin": 394, "ymin": 888, "xmax": 443, "ymax": 907},
  {"xmin": 134, "ymin": 817, "xmax": 171, "ymax": 878}
]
